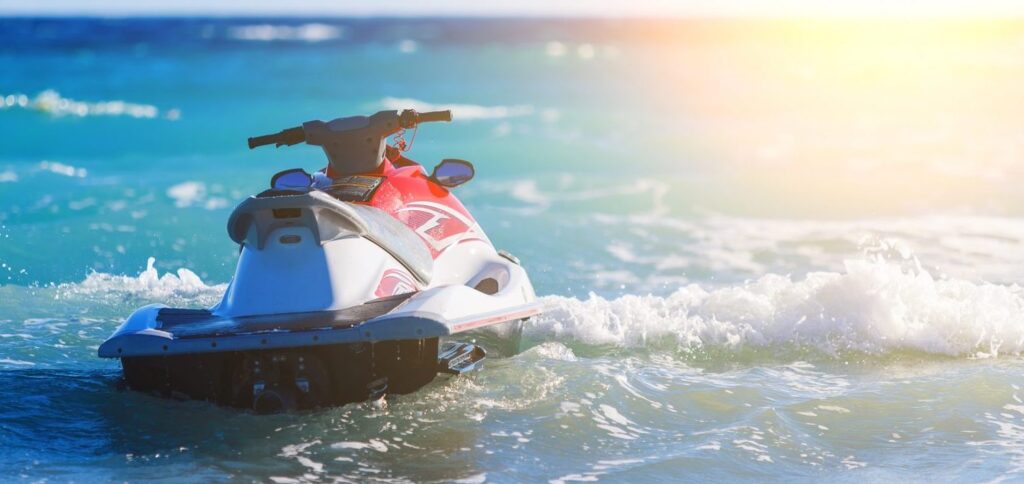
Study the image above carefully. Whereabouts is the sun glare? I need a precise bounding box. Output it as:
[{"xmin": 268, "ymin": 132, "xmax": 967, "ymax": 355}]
[{"xmin": 630, "ymin": 19, "xmax": 1024, "ymax": 215}]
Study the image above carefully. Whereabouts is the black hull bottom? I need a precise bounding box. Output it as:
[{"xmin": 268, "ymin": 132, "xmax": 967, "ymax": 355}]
[{"xmin": 120, "ymin": 338, "xmax": 440, "ymax": 412}]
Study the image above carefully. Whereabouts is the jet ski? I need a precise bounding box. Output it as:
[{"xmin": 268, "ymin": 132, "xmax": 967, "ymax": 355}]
[{"xmin": 99, "ymin": 109, "xmax": 542, "ymax": 413}]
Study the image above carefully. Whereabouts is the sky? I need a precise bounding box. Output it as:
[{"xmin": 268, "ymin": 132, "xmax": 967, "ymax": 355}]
[{"xmin": 2, "ymin": 0, "xmax": 1024, "ymax": 17}]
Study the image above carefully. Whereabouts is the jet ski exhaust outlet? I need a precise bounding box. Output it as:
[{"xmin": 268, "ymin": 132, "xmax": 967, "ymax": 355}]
[{"xmin": 246, "ymin": 353, "xmax": 329, "ymax": 414}]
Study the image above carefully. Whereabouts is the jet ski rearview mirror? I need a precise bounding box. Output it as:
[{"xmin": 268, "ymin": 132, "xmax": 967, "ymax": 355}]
[
  {"xmin": 271, "ymin": 168, "xmax": 313, "ymax": 190},
  {"xmin": 430, "ymin": 159, "xmax": 474, "ymax": 188}
]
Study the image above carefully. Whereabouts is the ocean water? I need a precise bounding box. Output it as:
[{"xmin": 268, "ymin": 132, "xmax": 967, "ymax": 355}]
[{"xmin": 2, "ymin": 17, "xmax": 1024, "ymax": 481}]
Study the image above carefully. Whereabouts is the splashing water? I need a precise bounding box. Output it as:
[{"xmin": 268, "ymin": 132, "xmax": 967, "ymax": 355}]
[{"xmin": 534, "ymin": 258, "xmax": 1024, "ymax": 359}]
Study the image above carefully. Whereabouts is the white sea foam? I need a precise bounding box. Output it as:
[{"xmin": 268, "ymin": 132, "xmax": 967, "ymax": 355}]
[
  {"xmin": 530, "ymin": 257, "xmax": 1024, "ymax": 358},
  {"xmin": 331, "ymin": 439, "xmax": 390, "ymax": 452},
  {"xmin": 577, "ymin": 44, "xmax": 597, "ymax": 60},
  {"xmin": 63, "ymin": 257, "xmax": 225, "ymax": 304},
  {"xmin": 1, "ymin": 90, "xmax": 171, "ymax": 119},
  {"xmin": 477, "ymin": 177, "xmax": 1024, "ymax": 284},
  {"xmin": 452, "ymin": 473, "xmax": 487, "ymax": 484},
  {"xmin": 0, "ymin": 358, "xmax": 35, "ymax": 367},
  {"xmin": 522, "ymin": 342, "xmax": 578, "ymax": 361},
  {"xmin": 167, "ymin": 181, "xmax": 205, "ymax": 207},
  {"xmin": 38, "ymin": 160, "xmax": 87, "ymax": 178},
  {"xmin": 228, "ymin": 23, "xmax": 343, "ymax": 43},
  {"xmin": 545, "ymin": 41, "xmax": 568, "ymax": 57},
  {"xmin": 166, "ymin": 181, "xmax": 230, "ymax": 210},
  {"xmin": 27, "ymin": 248, "xmax": 1024, "ymax": 362},
  {"xmin": 397, "ymin": 39, "xmax": 419, "ymax": 54},
  {"xmin": 380, "ymin": 97, "xmax": 534, "ymax": 120},
  {"xmin": 544, "ymin": 41, "xmax": 619, "ymax": 61},
  {"xmin": 0, "ymin": 170, "xmax": 16, "ymax": 183},
  {"xmin": 203, "ymin": 197, "xmax": 230, "ymax": 210},
  {"xmin": 479, "ymin": 177, "xmax": 669, "ymax": 214},
  {"xmin": 505, "ymin": 180, "xmax": 550, "ymax": 206}
]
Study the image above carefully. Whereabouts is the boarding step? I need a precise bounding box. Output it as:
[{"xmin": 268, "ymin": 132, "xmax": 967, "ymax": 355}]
[{"xmin": 437, "ymin": 342, "xmax": 486, "ymax": 375}]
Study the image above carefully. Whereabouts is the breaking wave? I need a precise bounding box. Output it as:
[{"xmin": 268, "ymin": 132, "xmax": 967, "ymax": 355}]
[
  {"xmin": 227, "ymin": 23, "xmax": 344, "ymax": 43},
  {"xmin": 0, "ymin": 258, "xmax": 226, "ymax": 368},
  {"xmin": 0, "ymin": 90, "xmax": 179, "ymax": 120},
  {"xmin": 165, "ymin": 181, "xmax": 231, "ymax": 210},
  {"xmin": 477, "ymin": 177, "xmax": 669, "ymax": 214},
  {"xmin": 380, "ymin": 97, "xmax": 535, "ymax": 120},
  {"xmin": 54, "ymin": 257, "xmax": 225, "ymax": 309},
  {"xmin": 12, "ymin": 253, "xmax": 1023, "ymax": 362},
  {"xmin": 531, "ymin": 257, "xmax": 1024, "ymax": 359},
  {"xmin": 38, "ymin": 160, "xmax": 87, "ymax": 178}
]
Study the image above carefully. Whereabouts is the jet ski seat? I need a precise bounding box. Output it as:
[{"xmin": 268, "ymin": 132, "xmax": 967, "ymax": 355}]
[{"xmin": 227, "ymin": 190, "xmax": 433, "ymax": 285}]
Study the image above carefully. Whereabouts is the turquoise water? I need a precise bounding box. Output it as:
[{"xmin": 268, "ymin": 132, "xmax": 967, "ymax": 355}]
[{"xmin": 2, "ymin": 17, "xmax": 1024, "ymax": 481}]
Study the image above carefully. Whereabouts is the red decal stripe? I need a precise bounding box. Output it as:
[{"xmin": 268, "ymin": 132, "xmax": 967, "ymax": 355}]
[{"xmin": 450, "ymin": 306, "xmax": 543, "ymax": 333}]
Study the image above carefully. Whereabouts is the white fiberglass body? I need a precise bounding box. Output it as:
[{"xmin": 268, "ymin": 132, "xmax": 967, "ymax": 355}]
[{"xmin": 99, "ymin": 189, "xmax": 541, "ymax": 358}]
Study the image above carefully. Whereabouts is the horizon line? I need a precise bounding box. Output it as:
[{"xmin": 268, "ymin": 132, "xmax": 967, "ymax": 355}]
[{"xmin": 4, "ymin": 11, "xmax": 1024, "ymax": 19}]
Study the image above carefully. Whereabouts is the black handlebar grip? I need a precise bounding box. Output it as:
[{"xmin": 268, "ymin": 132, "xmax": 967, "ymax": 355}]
[
  {"xmin": 248, "ymin": 133, "xmax": 278, "ymax": 149},
  {"xmin": 277, "ymin": 127, "xmax": 306, "ymax": 145},
  {"xmin": 417, "ymin": 110, "xmax": 452, "ymax": 123},
  {"xmin": 247, "ymin": 126, "xmax": 305, "ymax": 149}
]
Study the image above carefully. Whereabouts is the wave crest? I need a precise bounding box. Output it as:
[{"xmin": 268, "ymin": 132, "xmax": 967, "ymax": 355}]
[
  {"xmin": 531, "ymin": 258, "xmax": 1024, "ymax": 359},
  {"xmin": 57, "ymin": 257, "xmax": 225, "ymax": 308},
  {"xmin": 227, "ymin": 23, "xmax": 343, "ymax": 43},
  {"xmin": 19, "ymin": 254, "xmax": 1024, "ymax": 361},
  {"xmin": 1, "ymin": 90, "xmax": 178, "ymax": 120},
  {"xmin": 380, "ymin": 97, "xmax": 534, "ymax": 120}
]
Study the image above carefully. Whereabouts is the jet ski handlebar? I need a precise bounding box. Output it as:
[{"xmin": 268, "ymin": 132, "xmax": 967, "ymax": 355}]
[
  {"xmin": 400, "ymin": 109, "xmax": 453, "ymax": 127},
  {"xmin": 247, "ymin": 109, "xmax": 452, "ymax": 150},
  {"xmin": 247, "ymin": 126, "xmax": 305, "ymax": 149}
]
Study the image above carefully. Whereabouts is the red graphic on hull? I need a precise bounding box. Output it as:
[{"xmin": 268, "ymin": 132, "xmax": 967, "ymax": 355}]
[
  {"xmin": 397, "ymin": 201, "xmax": 486, "ymax": 252},
  {"xmin": 358, "ymin": 159, "xmax": 489, "ymax": 258},
  {"xmin": 374, "ymin": 268, "xmax": 418, "ymax": 298}
]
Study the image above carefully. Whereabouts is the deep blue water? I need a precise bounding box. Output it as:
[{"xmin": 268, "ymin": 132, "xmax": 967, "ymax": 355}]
[{"xmin": 2, "ymin": 17, "xmax": 1024, "ymax": 482}]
